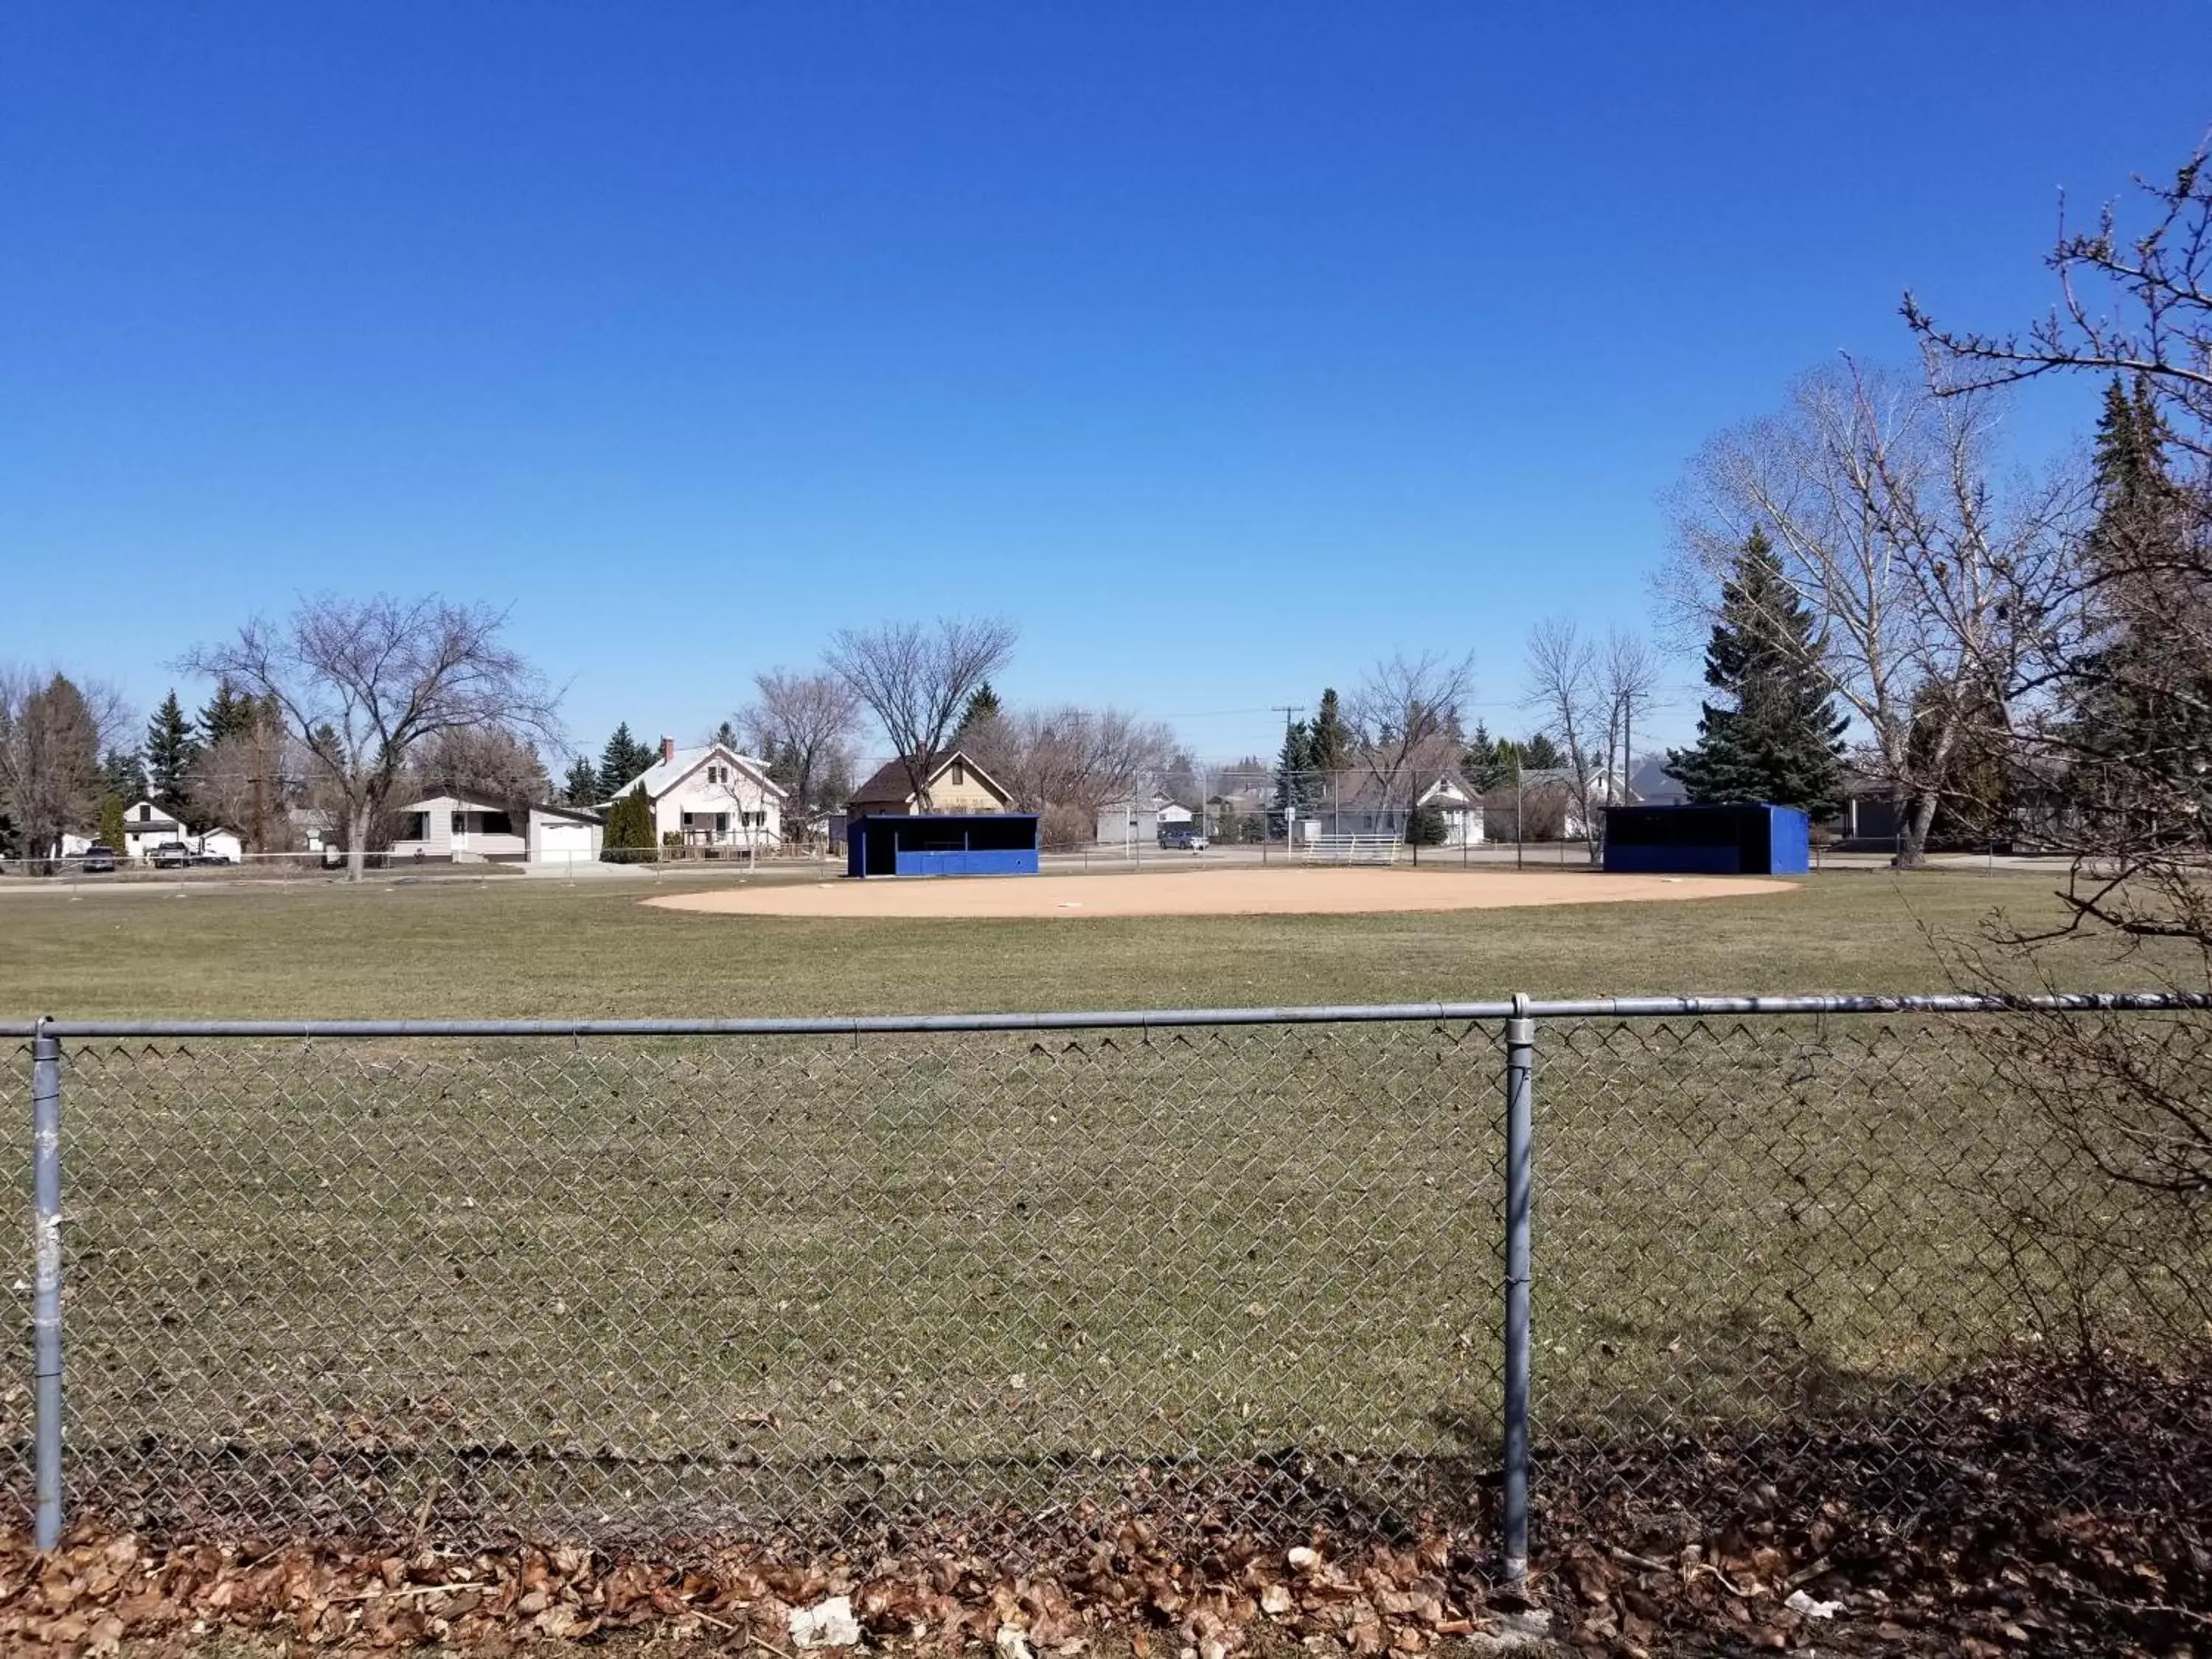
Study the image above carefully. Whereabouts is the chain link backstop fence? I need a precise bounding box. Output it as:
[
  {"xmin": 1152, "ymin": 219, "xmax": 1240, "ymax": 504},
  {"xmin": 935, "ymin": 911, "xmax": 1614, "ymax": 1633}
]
[{"xmin": 6, "ymin": 995, "xmax": 2208, "ymax": 1576}]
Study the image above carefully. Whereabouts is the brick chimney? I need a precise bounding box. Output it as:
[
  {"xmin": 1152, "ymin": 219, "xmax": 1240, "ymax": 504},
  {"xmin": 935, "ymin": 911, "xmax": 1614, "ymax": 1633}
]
[{"xmin": 659, "ymin": 735, "xmax": 676, "ymax": 765}]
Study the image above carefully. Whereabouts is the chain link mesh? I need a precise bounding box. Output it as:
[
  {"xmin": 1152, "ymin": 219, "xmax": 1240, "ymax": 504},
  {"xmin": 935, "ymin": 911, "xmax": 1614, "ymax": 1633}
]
[
  {"xmin": 1533, "ymin": 1012, "xmax": 2212, "ymax": 1531},
  {"xmin": 1, "ymin": 1040, "xmax": 27, "ymax": 1530},
  {"xmin": 29, "ymin": 1021, "xmax": 1504, "ymax": 1548},
  {"xmin": 8, "ymin": 1006, "xmax": 2207, "ymax": 1556}
]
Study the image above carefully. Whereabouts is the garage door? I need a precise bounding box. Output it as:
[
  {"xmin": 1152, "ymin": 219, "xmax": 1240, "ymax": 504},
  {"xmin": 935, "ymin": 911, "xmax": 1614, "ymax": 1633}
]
[{"xmin": 535, "ymin": 821, "xmax": 593, "ymax": 860}]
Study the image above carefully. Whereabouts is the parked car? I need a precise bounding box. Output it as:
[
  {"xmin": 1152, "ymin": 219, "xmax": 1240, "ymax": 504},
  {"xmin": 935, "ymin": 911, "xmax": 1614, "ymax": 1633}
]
[
  {"xmin": 79, "ymin": 845, "xmax": 117, "ymax": 874},
  {"xmin": 150, "ymin": 840, "xmax": 192, "ymax": 869},
  {"xmin": 189, "ymin": 849, "xmax": 233, "ymax": 866},
  {"xmin": 1158, "ymin": 825, "xmax": 1210, "ymax": 852}
]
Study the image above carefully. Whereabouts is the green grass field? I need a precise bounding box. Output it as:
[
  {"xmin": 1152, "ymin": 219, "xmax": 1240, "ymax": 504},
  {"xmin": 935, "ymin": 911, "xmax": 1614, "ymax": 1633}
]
[
  {"xmin": 5, "ymin": 868, "xmax": 2199, "ymax": 1547},
  {"xmin": 0, "ymin": 866, "xmax": 2163, "ymax": 1020}
]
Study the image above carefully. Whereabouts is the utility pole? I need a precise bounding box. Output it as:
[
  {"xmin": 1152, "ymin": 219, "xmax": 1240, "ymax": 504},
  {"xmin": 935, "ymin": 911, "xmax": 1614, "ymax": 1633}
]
[{"xmin": 1273, "ymin": 705, "xmax": 1301, "ymax": 855}]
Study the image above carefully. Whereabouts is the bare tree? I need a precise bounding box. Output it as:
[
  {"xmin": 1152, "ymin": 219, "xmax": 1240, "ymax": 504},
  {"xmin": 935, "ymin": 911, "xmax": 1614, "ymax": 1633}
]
[
  {"xmin": 737, "ymin": 668, "xmax": 863, "ymax": 826},
  {"xmin": 412, "ymin": 727, "xmax": 554, "ymax": 819},
  {"xmin": 1666, "ymin": 361, "xmax": 2073, "ymax": 867},
  {"xmin": 1601, "ymin": 630, "xmax": 1663, "ymax": 805},
  {"xmin": 1346, "ymin": 649, "xmax": 1477, "ymax": 844},
  {"xmin": 186, "ymin": 596, "xmax": 559, "ymax": 882},
  {"xmin": 825, "ymin": 617, "xmax": 1017, "ymax": 810},
  {"xmin": 1852, "ymin": 139, "xmax": 2212, "ymax": 1360},
  {"xmin": 1905, "ymin": 140, "xmax": 2212, "ymax": 462},
  {"xmin": 1523, "ymin": 619, "xmax": 1607, "ymax": 861},
  {"xmin": 997, "ymin": 705, "xmax": 1178, "ymax": 845},
  {"xmin": 187, "ymin": 696, "xmax": 307, "ymax": 852},
  {"xmin": 0, "ymin": 667, "xmax": 131, "ymax": 864}
]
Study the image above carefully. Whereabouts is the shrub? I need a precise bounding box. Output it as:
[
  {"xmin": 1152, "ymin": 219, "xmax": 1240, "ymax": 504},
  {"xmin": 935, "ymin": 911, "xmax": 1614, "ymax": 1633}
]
[{"xmin": 601, "ymin": 785, "xmax": 658, "ymax": 863}]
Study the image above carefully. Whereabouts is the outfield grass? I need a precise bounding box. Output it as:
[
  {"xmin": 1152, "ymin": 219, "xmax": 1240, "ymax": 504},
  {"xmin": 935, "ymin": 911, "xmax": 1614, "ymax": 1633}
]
[{"xmin": 0, "ymin": 866, "xmax": 2169, "ymax": 1020}]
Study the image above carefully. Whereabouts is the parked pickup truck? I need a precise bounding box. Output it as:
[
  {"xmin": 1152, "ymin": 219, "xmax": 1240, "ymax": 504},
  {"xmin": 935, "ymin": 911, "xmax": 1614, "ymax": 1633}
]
[{"xmin": 150, "ymin": 840, "xmax": 193, "ymax": 869}]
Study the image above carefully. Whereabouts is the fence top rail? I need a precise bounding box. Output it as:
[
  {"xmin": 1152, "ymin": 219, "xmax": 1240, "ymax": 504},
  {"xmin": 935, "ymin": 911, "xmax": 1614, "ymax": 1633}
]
[{"xmin": 1, "ymin": 990, "xmax": 2204, "ymax": 1040}]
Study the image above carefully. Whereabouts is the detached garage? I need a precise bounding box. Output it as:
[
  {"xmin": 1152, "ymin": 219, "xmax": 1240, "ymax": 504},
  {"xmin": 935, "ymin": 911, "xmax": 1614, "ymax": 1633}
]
[{"xmin": 528, "ymin": 804, "xmax": 604, "ymax": 865}]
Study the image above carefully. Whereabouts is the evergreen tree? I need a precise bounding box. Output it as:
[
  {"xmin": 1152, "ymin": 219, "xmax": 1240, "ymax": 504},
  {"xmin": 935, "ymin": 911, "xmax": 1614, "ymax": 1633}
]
[
  {"xmin": 1308, "ymin": 689, "xmax": 1352, "ymax": 780},
  {"xmin": 1519, "ymin": 733, "xmax": 1564, "ymax": 771},
  {"xmin": 2067, "ymin": 375, "xmax": 2212, "ymax": 818},
  {"xmin": 98, "ymin": 748, "xmax": 144, "ymax": 802},
  {"xmin": 765, "ymin": 739, "xmax": 803, "ymax": 801},
  {"xmin": 600, "ymin": 784, "xmax": 657, "ymax": 862},
  {"xmin": 1271, "ymin": 720, "xmax": 1316, "ymax": 833},
  {"xmin": 1405, "ymin": 800, "xmax": 1448, "ymax": 846},
  {"xmin": 98, "ymin": 795, "xmax": 126, "ymax": 853},
  {"xmin": 713, "ymin": 719, "xmax": 740, "ymax": 749},
  {"xmin": 197, "ymin": 681, "xmax": 257, "ymax": 748},
  {"xmin": 145, "ymin": 690, "xmax": 199, "ymax": 806},
  {"xmin": 1666, "ymin": 527, "xmax": 1848, "ymax": 815},
  {"xmin": 1464, "ymin": 722, "xmax": 1511, "ymax": 791},
  {"xmin": 596, "ymin": 724, "xmax": 655, "ymax": 799},
  {"xmin": 955, "ymin": 681, "xmax": 1002, "ymax": 740},
  {"xmin": 561, "ymin": 757, "xmax": 599, "ymax": 807}
]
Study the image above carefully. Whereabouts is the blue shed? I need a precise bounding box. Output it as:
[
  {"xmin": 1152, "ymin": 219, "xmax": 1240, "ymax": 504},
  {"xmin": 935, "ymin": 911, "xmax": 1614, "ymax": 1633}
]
[
  {"xmin": 1602, "ymin": 804, "xmax": 1809, "ymax": 877},
  {"xmin": 846, "ymin": 813, "xmax": 1041, "ymax": 878}
]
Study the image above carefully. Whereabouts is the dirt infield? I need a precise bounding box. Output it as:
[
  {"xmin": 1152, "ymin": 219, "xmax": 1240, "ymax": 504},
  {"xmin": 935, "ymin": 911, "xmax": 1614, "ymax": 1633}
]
[{"xmin": 646, "ymin": 865, "xmax": 1795, "ymax": 919}]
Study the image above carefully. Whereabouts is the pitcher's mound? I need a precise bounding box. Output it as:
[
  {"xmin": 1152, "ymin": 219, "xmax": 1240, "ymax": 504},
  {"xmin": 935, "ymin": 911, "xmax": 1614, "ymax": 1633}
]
[{"xmin": 647, "ymin": 866, "xmax": 1795, "ymax": 920}]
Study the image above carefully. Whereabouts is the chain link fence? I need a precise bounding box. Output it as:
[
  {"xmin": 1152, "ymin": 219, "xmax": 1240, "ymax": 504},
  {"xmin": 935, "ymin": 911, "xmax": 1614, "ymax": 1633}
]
[{"xmin": 5, "ymin": 995, "xmax": 2208, "ymax": 1571}]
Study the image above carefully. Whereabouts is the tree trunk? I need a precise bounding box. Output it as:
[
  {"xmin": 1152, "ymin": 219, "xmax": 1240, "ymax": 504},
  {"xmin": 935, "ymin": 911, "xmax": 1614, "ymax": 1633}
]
[
  {"xmin": 1892, "ymin": 790, "xmax": 1939, "ymax": 870},
  {"xmin": 347, "ymin": 804, "xmax": 371, "ymax": 883}
]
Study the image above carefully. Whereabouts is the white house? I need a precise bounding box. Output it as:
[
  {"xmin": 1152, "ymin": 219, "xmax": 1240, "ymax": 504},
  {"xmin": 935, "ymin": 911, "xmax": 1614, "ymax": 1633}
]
[
  {"xmin": 193, "ymin": 828, "xmax": 246, "ymax": 863},
  {"xmin": 387, "ymin": 793, "xmax": 604, "ymax": 863},
  {"xmin": 1093, "ymin": 793, "xmax": 1194, "ymax": 846},
  {"xmin": 1318, "ymin": 773, "xmax": 1484, "ymax": 848},
  {"xmin": 608, "ymin": 737, "xmax": 785, "ymax": 850},
  {"xmin": 116, "ymin": 800, "xmax": 191, "ymax": 863}
]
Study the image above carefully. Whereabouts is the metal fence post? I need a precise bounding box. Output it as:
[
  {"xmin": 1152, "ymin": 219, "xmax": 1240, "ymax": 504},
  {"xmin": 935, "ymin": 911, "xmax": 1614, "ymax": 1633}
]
[
  {"xmin": 30, "ymin": 1018, "xmax": 63, "ymax": 1551},
  {"xmin": 1501, "ymin": 993, "xmax": 1534, "ymax": 1583}
]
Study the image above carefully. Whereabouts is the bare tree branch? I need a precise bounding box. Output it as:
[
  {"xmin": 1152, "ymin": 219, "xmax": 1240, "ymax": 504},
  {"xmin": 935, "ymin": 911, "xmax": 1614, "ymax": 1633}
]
[
  {"xmin": 184, "ymin": 596, "xmax": 560, "ymax": 881},
  {"xmin": 738, "ymin": 668, "xmax": 863, "ymax": 830},
  {"xmin": 826, "ymin": 617, "xmax": 1017, "ymax": 810}
]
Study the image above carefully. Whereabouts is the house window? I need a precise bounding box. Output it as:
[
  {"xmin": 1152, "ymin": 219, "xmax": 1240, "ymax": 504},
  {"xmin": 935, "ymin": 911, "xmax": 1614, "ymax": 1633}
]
[
  {"xmin": 949, "ymin": 762, "xmax": 965, "ymax": 786},
  {"xmin": 451, "ymin": 811, "xmax": 465, "ymax": 835}
]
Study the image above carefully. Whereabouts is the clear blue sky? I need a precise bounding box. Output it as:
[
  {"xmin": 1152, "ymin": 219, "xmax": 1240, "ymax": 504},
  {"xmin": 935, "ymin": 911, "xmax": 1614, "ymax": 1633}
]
[{"xmin": 3, "ymin": 4, "xmax": 2207, "ymax": 764}]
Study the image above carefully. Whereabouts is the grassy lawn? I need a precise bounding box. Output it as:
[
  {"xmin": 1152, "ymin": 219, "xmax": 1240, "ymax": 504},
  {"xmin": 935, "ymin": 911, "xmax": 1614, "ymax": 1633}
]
[
  {"xmin": 0, "ymin": 866, "xmax": 2162, "ymax": 1020},
  {"xmin": 4, "ymin": 868, "xmax": 2197, "ymax": 1547}
]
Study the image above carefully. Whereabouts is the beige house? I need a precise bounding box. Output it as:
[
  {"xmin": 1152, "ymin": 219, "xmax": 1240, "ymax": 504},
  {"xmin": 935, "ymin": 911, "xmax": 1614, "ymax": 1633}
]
[{"xmin": 847, "ymin": 750, "xmax": 1012, "ymax": 816}]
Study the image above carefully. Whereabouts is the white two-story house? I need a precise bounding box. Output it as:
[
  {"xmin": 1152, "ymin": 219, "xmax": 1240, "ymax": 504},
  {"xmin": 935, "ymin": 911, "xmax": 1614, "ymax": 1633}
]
[{"xmin": 608, "ymin": 737, "xmax": 785, "ymax": 850}]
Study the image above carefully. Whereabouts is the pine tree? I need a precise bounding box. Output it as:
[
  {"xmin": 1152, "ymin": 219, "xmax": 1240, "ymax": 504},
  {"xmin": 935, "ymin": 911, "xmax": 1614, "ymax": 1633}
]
[
  {"xmin": 562, "ymin": 757, "xmax": 599, "ymax": 807},
  {"xmin": 1519, "ymin": 733, "xmax": 1563, "ymax": 772},
  {"xmin": 197, "ymin": 681, "xmax": 257, "ymax": 748},
  {"xmin": 2067, "ymin": 375, "xmax": 2212, "ymax": 817},
  {"xmin": 1405, "ymin": 800, "xmax": 1448, "ymax": 846},
  {"xmin": 955, "ymin": 682, "xmax": 1002, "ymax": 739},
  {"xmin": 1309, "ymin": 689, "xmax": 1352, "ymax": 780},
  {"xmin": 145, "ymin": 690, "xmax": 198, "ymax": 807},
  {"xmin": 601, "ymin": 784, "xmax": 657, "ymax": 862},
  {"xmin": 98, "ymin": 748, "xmax": 144, "ymax": 803},
  {"xmin": 597, "ymin": 724, "xmax": 654, "ymax": 800},
  {"xmin": 1464, "ymin": 722, "xmax": 1510, "ymax": 791},
  {"xmin": 1271, "ymin": 720, "xmax": 1316, "ymax": 833},
  {"xmin": 1666, "ymin": 527, "xmax": 1848, "ymax": 815}
]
